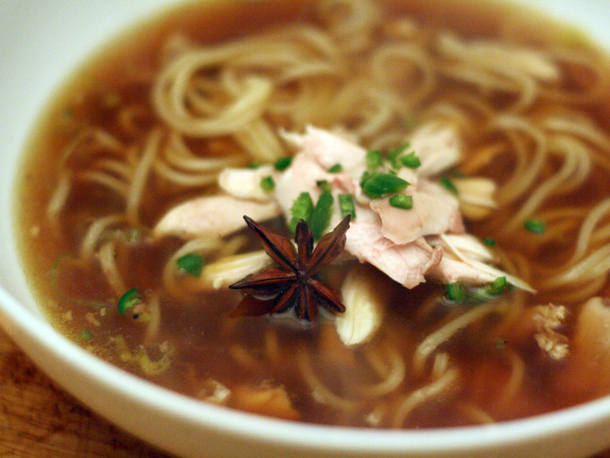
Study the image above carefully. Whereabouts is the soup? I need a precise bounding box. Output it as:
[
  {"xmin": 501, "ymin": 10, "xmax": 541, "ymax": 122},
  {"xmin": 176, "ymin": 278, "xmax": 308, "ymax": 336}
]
[{"xmin": 16, "ymin": 0, "xmax": 610, "ymax": 429}]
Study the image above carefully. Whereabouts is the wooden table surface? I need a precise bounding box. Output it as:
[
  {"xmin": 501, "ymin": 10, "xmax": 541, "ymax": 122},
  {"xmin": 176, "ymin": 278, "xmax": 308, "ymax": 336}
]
[
  {"xmin": 0, "ymin": 327, "xmax": 171, "ymax": 458},
  {"xmin": 2, "ymin": 325, "xmax": 610, "ymax": 458}
]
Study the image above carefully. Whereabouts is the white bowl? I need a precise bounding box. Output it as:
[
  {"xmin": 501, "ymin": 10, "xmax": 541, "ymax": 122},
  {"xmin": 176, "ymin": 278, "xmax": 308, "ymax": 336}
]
[{"xmin": 2, "ymin": 1, "xmax": 610, "ymax": 457}]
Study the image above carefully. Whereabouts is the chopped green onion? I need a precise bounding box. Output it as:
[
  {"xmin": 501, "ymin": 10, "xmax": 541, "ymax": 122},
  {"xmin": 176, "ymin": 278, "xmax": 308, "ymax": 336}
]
[
  {"xmin": 361, "ymin": 173, "xmax": 409, "ymax": 199},
  {"xmin": 177, "ymin": 253, "xmax": 205, "ymax": 277},
  {"xmin": 339, "ymin": 193, "xmax": 356, "ymax": 219},
  {"xmin": 446, "ymin": 283, "xmax": 466, "ymax": 303},
  {"xmin": 366, "ymin": 150, "xmax": 383, "ymax": 170},
  {"xmin": 483, "ymin": 237, "xmax": 496, "ymax": 246},
  {"xmin": 274, "ymin": 157, "xmax": 292, "ymax": 171},
  {"xmin": 328, "ymin": 163, "xmax": 343, "ymax": 173},
  {"xmin": 495, "ymin": 338, "xmax": 507, "ymax": 351},
  {"xmin": 388, "ymin": 143, "xmax": 410, "ymax": 160},
  {"xmin": 246, "ymin": 162, "xmax": 263, "ymax": 169},
  {"xmin": 260, "ymin": 176, "xmax": 275, "ymax": 192},
  {"xmin": 79, "ymin": 330, "xmax": 92, "ymax": 341},
  {"xmin": 524, "ymin": 219, "xmax": 545, "ymax": 234},
  {"xmin": 310, "ymin": 191, "xmax": 334, "ymax": 239},
  {"xmin": 485, "ymin": 276, "xmax": 507, "ymax": 296},
  {"xmin": 289, "ymin": 192, "xmax": 314, "ymax": 233},
  {"xmin": 316, "ymin": 179, "xmax": 333, "ymax": 192},
  {"xmin": 118, "ymin": 288, "xmax": 141, "ymax": 315},
  {"xmin": 389, "ymin": 194, "xmax": 413, "ymax": 210},
  {"xmin": 400, "ymin": 151, "xmax": 421, "ymax": 169},
  {"xmin": 440, "ymin": 176, "xmax": 459, "ymax": 195},
  {"xmin": 360, "ymin": 170, "xmax": 373, "ymax": 188}
]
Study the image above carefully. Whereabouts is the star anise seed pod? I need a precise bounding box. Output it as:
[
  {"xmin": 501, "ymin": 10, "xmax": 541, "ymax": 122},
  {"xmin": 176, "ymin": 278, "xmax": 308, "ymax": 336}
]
[{"xmin": 229, "ymin": 215, "xmax": 351, "ymax": 321}]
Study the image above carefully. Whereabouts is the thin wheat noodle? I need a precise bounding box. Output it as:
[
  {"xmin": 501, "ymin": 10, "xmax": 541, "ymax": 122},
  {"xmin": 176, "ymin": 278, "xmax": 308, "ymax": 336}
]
[
  {"xmin": 79, "ymin": 214, "xmax": 127, "ymax": 261},
  {"xmin": 413, "ymin": 303, "xmax": 499, "ymax": 377},
  {"xmin": 97, "ymin": 240, "xmax": 127, "ymax": 296},
  {"xmin": 392, "ymin": 367, "xmax": 460, "ymax": 428},
  {"xmin": 126, "ymin": 128, "xmax": 164, "ymax": 225}
]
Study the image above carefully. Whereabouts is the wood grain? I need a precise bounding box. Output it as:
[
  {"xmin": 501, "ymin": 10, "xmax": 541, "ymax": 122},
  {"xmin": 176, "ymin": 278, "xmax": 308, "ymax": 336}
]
[
  {"xmin": 0, "ymin": 328, "xmax": 172, "ymax": 458},
  {"xmin": 1, "ymin": 325, "xmax": 610, "ymax": 458}
]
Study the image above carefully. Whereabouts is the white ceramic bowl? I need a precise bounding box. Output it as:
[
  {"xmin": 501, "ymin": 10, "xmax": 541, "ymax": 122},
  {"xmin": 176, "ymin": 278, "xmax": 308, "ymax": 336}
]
[{"xmin": 2, "ymin": 1, "xmax": 610, "ymax": 457}]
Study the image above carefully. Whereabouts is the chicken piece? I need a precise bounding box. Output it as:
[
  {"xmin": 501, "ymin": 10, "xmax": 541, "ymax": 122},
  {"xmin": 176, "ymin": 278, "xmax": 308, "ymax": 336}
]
[
  {"xmin": 336, "ymin": 263, "xmax": 387, "ymax": 346},
  {"xmin": 561, "ymin": 297, "xmax": 610, "ymax": 397},
  {"xmin": 429, "ymin": 234, "xmax": 534, "ymax": 291},
  {"xmin": 408, "ymin": 121, "xmax": 462, "ymax": 177},
  {"xmin": 344, "ymin": 209, "xmax": 443, "ymax": 288},
  {"xmin": 369, "ymin": 180, "xmax": 464, "ymax": 245},
  {"xmin": 218, "ymin": 165, "xmax": 277, "ymax": 201},
  {"xmin": 154, "ymin": 194, "xmax": 281, "ymax": 239}
]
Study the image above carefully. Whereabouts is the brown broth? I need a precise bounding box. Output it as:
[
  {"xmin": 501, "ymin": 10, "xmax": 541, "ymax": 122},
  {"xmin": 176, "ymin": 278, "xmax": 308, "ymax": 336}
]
[{"xmin": 15, "ymin": 0, "xmax": 610, "ymax": 428}]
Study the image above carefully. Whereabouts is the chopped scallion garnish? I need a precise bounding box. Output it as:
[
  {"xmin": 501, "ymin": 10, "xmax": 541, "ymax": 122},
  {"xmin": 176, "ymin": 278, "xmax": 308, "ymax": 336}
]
[
  {"xmin": 246, "ymin": 162, "xmax": 262, "ymax": 169},
  {"xmin": 483, "ymin": 237, "xmax": 496, "ymax": 246},
  {"xmin": 524, "ymin": 219, "xmax": 545, "ymax": 234},
  {"xmin": 485, "ymin": 276, "xmax": 507, "ymax": 296},
  {"xmin": 339, "ymin": 193, "xmax": 356, "ymax": 219},
  {"xmin": 260, "ymin": 176, "xmax": 275, "ymax": 192},
  {"xmin": 366, "ymin": 150, "xmax": 383, "ymax": 170},
  {"xmin": 388, "ymin": 143, "xmax": 410, "ymax": 160},
  {"xmin": 310, "ymin": 191, "xmax": 334, "ymax": 239},
  {"xmin": 274, "ymin": 157, "xmax": 292, "ymax": 171},
  {"xmin": 79, "ymin": 330, "xmax": 92, "ymax": 341},
  {"xmin": 316, "ymin": 179, "xmax": 333, "ymax": 192},
  {"xmin": 400, "ymin": 151, "xmax": 421, "ymax": 169},
  {"xmin": 361, "ymin": 173, "xmax": 409, "ymax": 199},
  {"xmin": 118, "ymin": 288, "xmax": 141, "ymax": 315},
  {"xmin": 440, "ymin": 176, "xmax": 459, "ymax": 195},
  {"xmin": 446, "ymin": 283, "xmax": 466, "ymax": 303},
  {"xmin": 328, "ymin": 163, "xmax": 343, "ymax": 173},
  {"xmin": 389, "ymin": 194, "xmax": 413, "ymax": 210},
  {"xmin": 177, "ymin": 253, "xmax": 205, "ymax": 277},
  {"xmin": 289, "ymin": 192, "xmax": 314, "ymax": 233}
]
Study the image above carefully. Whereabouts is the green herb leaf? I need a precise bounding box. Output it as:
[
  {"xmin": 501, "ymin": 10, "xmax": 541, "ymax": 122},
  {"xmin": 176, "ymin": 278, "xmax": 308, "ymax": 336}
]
[
  {"xmin": 389, "ymin": 194, "xmax": 413, "ymax": 210},
  {"xmin": 289, "ymin": 192, "xmax": 314, "ymax": 233},
  {"xmin": 440, "ymin": 176, "xmax": 459, "ymax": 195},
  {"xmin": 328, "ymin": 163, "xmax": 343, "ymax": 173},
  {"xmin": 260, "ymin": 176, "xmax": 275, "ymax": 192},
  {"xmin": 246, "ymin": 162, "xmax": 263, "ymax": 169},
  {"xmin": 388, "ymin": 143, "xmax": 410, "ymax": 160},
  {"xmin": 339, "ymin": 193, "xmax": 356, "ymax": 219},
  {"xmin": 316, "ymin": 179, "xmax": 333, "ymax": 193},
  {"xmin": 79, "ymin": 330, "xmax": 92, "ymax": 341},
  {"xmin": 366, "ymin": 150, "xmax": 383, "ymax": 170},
  {"xmin": 400, "ymin": 151, "xmax": 421, "ymax": 169},
  {"xmin": 483, "ymin": 237, "xmax": 496, "ymax": 246},
  {"xmin": 485, "ymin": 276, "xmax": 507, "ymax": 296},
  {"xmin": 361, "ymin": 173, "xmax": 409, "ymax": 199},
  {"xmin": 274, "ymin": 157, "xmax": 292, "ymax": 171},
  {"xmin": 524, "ymin": 219, "xmax": 545, "ymax": 234},
  {"xmin": 177, "ymin": 253, "xmax": 205, "ymax": 277},
  {"xmin": 118, "ymin": 288, "xmax": 141, "ymax": 315},
  {"xmin": 446, "ymin": 283, "xmax": 466, "ymax": 303},
  {"xmin": 310, "ymin": 191, "xmax": 334, "ymax": 239}
]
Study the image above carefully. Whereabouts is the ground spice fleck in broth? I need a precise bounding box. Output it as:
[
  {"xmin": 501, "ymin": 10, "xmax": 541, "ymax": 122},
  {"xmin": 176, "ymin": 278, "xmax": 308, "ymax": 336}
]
[{"xmin": 16, "ymin": 0, "xmax": 610, "ymax": 428}]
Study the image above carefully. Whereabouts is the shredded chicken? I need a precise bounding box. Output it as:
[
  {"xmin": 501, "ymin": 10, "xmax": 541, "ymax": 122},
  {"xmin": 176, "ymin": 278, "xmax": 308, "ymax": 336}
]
[
  {"xmin": 153, "ymin": 124, "xmax": 518, "ymax": 292},
  {"xmin": 560, "ymin": 297, "xmax": 610, "ymax": 396},
  {"xmin": 336, "ymin": 264, "xmax": 386, "ymax": 346},
  {"xmin": 154, "ymin": 194, "xmax": 281, "ymax": 239},
  {"xmin": 531, "ymin": 304, "xmax": 569, "ymax": 360}
]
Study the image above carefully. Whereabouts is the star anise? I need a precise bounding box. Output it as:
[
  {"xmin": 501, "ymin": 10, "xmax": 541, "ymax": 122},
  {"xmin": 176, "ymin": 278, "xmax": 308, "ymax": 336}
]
[{"xmin": 229, "ymin": 215, "xmax": 351, "ymax": 321}]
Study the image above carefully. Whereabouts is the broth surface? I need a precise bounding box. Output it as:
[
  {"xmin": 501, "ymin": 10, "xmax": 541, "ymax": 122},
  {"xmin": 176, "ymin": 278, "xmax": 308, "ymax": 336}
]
[{"xmin": 16, "ymin": 0, "xmax": 610, "ymax": 428}]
